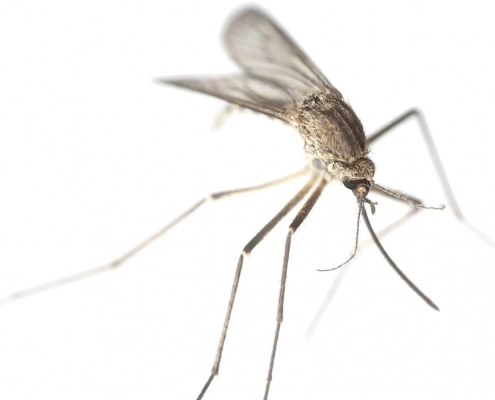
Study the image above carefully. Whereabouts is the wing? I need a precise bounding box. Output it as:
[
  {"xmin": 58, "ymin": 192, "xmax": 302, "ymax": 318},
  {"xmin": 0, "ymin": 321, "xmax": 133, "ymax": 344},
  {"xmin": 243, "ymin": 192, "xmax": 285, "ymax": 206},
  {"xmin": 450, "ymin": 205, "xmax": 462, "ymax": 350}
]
[
  {"xmin": 224, "ymin": 8, "xmax": 342, "ymax": 99},
  {"xmin": 159, "ymin": 8, "xmax": 341, "ymax": 124},
  {"xmin": 157, "ymin": 75, "xmax": 297, "ymax": 123}
]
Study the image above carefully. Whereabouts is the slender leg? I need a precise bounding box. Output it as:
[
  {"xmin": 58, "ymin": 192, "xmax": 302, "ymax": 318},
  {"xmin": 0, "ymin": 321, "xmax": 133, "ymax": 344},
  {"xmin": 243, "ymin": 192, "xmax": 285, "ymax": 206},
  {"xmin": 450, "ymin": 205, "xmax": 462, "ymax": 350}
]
[
  {"xmin": 306, "ymin": 198, "xmax": 421, "ymax": 337},
  {"xmin": 363, "ymin": 186, "xmax": 424, "ymax": 243},
  {"xmin": 307, "ymin": 111, "xmax": 453, "ymax": 335},
  {"xmin": 316, "ymin": 203, "xmax": 364, "ymax": 272},
  {"xmin": 307, "ymin": 207, "xmax": 421, "ymax": 337},
  {"xmin": 373, "ymin": 183, "xmax": 444, "ymax": 210},
  {"xmin": 367, "ymin": 112, "xmax": 455, "ymax": 310},
  {"xmin": 361, "ymin": 206, "xmax": 439, "ymax": 310},
  {"xmin": 197, "ymin": 173, "xmax": 321, "ymax": 400},
  {"xmin": 369, "ymin": 108, "xmax": 493, "ymax": 245},
  {"xmin": 212, "ymin": 104, "xmax": 241, "ymax": 130},
  {"xmin": 263, "ymin": 177, "xmax": 327, "ymax": 400},
  {"xmin": 369, "ymin": 109, "xmax": 458, "ymax": 214},
  {"xmin": 315, "ymin": 181, "xmax": 442, "ymax": 272},
  {"xmin": 316, "ymin": 191, "xmax": 440, "ymax": 304},
  {"xmin": 0, "ymin": 168, "xmax": 309, "ymax": 306}
]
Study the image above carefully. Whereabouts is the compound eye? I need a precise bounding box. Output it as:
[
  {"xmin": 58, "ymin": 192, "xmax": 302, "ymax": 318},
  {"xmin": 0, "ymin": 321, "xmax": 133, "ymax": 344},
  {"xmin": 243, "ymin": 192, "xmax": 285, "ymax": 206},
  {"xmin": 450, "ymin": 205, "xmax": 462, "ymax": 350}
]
[
  {"xmin": 343, "ymin": 177, "xmax": 369, "ymax": 190},
  {"xmin": 342, "ymin": 177, "xmax": 357, "ymax": 190}
]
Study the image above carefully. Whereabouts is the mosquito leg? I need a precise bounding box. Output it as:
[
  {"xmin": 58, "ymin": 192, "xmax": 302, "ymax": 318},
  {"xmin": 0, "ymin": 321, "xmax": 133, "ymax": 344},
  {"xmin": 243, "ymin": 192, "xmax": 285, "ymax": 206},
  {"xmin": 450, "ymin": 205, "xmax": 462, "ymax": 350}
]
[
  {"xmin": 368, "ymin": 108, "xmax": 493, "ymax": 245},
  {"xmin": 307, "ymin": 186, "xmax": 437, "ymax": 337},
  {"xmin": 372, "ymin": 183, "xmax": 444, "ymax": 210},
  {"xmin": 305, "ymin": 203, "xmax": 438, "ymax": 317},
  {"xmin": 197, "ymin": 173, "xmax": 321, "ymax": 400},
  {"xmin": 212, "ymin": 104, "xmax": 241, "ymax": 130},
  {"xmin": 361, "ymin": 205, "xmax": 439, "ymax": 311},
  {"xmin": 368, "ymin": 109, "xmax": 457, "ymax": 212},
  {"xmin": 263, "ymin": 177, "xmax": 327, "ymax": 400},
  {"xmin": 307, "ymin": 195, "xmax": 421, "ymax": 337},
  {"xmin": 364, "ymin": 186, "xmax": 426, "ymax": 244},
  {"xmin": 0, "ymin": 168, "xmax": 309, "ymax": 306},
  {"xmin": 306, "ymin": 112, "xmax": 454, "ymax": 334},
  {"xmin": 363, "ymin": 209, "xmax": 420, "ymax": 246},
  {"xmin": 306, "ymin": 261, "xmax": 349, "ymax": 337}
]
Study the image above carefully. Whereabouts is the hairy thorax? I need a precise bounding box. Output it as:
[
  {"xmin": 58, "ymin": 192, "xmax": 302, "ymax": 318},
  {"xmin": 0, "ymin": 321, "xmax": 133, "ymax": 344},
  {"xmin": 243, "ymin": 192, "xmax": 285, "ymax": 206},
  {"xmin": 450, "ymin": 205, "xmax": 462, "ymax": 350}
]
[{"xmin": 295, "ymin": 91, "xmax": 375, "ymax": 181}]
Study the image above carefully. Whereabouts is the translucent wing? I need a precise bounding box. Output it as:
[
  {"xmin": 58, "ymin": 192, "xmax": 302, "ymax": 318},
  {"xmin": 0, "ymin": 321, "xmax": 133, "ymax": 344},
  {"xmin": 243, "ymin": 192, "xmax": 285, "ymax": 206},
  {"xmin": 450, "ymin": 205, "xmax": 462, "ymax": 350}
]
[
  {"xmin": 158, "ymin": 76, "xmax": 297, "ymax": 123},
  {"xmin": 159, "ymin": 8, "xmax": 342, "ymax": 124},
  {"xmin": 224, "ymin": 8, "xmax": 342, "ymax": 99}
]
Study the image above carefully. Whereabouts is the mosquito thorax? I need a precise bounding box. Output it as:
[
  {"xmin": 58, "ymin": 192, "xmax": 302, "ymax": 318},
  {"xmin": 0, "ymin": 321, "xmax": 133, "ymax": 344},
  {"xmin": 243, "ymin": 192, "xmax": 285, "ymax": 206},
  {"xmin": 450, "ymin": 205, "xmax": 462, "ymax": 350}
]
[{"xmin": 296, "ymin": 92, "xmax": 371, "ymax": 173}]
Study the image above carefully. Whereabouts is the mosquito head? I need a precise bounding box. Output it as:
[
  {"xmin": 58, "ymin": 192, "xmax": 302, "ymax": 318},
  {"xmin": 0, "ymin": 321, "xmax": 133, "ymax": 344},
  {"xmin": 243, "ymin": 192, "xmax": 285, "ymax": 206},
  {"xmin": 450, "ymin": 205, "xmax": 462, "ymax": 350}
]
[
  {"xmin": 330, "ymin": 156, "xmax": 374, "ymax": 200},
  {"xmin": 342, "ymin": 177, "xmax": 371, "ymax": 200}
]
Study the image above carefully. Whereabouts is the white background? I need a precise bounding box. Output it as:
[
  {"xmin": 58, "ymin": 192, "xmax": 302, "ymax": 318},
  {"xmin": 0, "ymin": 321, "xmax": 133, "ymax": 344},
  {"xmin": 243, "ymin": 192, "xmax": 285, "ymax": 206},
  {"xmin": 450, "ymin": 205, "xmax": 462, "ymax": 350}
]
[{"xmin": 1, "ymin": 1, "xmax": 494, "ymax": 400}]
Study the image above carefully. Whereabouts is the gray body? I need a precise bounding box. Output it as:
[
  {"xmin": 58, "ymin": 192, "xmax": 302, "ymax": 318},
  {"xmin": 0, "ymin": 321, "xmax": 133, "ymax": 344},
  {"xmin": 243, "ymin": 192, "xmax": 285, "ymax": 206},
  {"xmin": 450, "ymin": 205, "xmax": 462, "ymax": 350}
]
[{"xmin": 295, "ymin": 90, "xmax": 375, "ymax": 181}]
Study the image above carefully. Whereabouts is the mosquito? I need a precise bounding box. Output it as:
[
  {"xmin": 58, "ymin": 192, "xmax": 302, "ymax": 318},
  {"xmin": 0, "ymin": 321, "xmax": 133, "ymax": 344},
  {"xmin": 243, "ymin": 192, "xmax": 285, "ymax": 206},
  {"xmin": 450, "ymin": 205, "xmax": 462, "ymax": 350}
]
[{"xmin": 1, "ymin": 6, "xmax": 491, "ymax": 400}]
